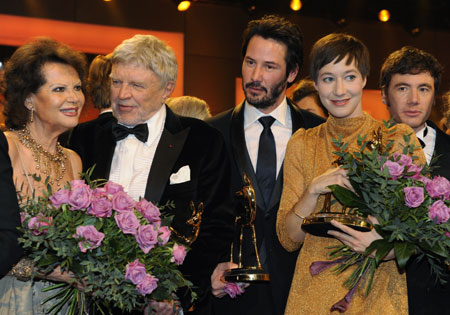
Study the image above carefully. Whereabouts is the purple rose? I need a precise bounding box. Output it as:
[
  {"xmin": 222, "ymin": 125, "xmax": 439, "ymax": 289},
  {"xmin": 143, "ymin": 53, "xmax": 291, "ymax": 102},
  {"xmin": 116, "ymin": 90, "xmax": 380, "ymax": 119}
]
[
  {"xmin": 136, "ymin": 199, "xmax": 161, "ymax": 223},
  {"xmin": 157, "ymin": 226, "xmax": 171, "ymax": 245},
  {"xmin": 125, "ymin": 259, "xmax": 147, "ymax": 285},
  {"xmin": 115, "ymin": 212, "xmax": 140, "ymax": 235},
  {"xmin": 428, "ymin": 200, "xmax": 450, "ymax": 224},
  {"xmin": 446, "ymin": 232, "xmax": 450, "ymax": 238},
  {"xmin": 406, "ymin": 164, "xmax": 423, "ymax": 180},
  {"xmin": 28, "ymin": 213, "xmax": 52, "ymax": 236},
  {"xmin": 403, "ymin": 186, "xmax": 425, "ymax": 208},
  {"xmin": 135, "ymin": 225, "xmax": 158, "ymax": 254},
  {"xmin": 426, "ymin": 176, "xmax": 450, "ymax": 199},
  {"xmin": 112, "ymin": 191, "xmax": 135, "ymax": 212},
  {"xmin": 49, "ymin": 188, "xmax": 70, "ymax": 208},
  {"xmin": 419, "ymin": 176, "xmax": 432, "ymax": 186},
  {"xmin": 69, "ymin": 182, "xmax": 92, "ymax": 210},
  {"xmin": 382, "ymin": 160, "xmax": 405, "ymax": 179},
  {"xmin": 171, "ymin": 243, "xmax": 187, "ymax": 265},
  {"xmin": 88, "ymin": 194, "xmax": 113, "ymax": 218},
  {"xmin": 104, "ymin": 181, "xmax": 124, "ymax": 195},
  {"xmin": 73, "ymin": 225, "xmax": 105, "ymax": 253},
  {"xmin": 92, "ymin": 187, "xmax": 106, "ymax": 196},
  {"xmin": 136, "ymin": 274, "xmax": 158, "ymax": 296},
  {"xmin": 224, "ymin": 282, "xmax": 246, "ymax": 298}
]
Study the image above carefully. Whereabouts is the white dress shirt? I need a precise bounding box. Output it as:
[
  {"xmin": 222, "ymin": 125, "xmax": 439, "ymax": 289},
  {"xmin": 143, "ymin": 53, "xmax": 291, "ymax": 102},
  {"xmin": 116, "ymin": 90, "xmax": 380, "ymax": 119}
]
[
  {"xmin": 416, "ymin": 123, "xmax": 436, "ymax": 165},
  {"xmin": 244, "ymin": 98, "xmax": 292, "ymax": 178},
  {"xmin": 109, "ymin": 105, "xmax": 166, "ymax": 200}
]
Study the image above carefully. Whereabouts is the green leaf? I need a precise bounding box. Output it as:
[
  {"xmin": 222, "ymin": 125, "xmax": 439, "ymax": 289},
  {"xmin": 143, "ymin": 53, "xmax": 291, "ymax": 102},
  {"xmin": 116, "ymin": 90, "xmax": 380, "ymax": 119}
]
[
  {"xmin": 365, "ymin": 239, "xmax": 393, "ymax": 265},
  {"xmin": 394, "ymin": 242, "xmax": 416, "ymax": 269},
  {"xmin": 329, "ymin": 184, "xmax": 365, "ymax": 208}
]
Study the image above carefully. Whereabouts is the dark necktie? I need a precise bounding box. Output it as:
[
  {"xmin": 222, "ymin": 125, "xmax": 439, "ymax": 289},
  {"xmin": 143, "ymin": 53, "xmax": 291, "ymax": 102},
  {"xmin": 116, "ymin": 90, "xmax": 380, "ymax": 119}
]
[
  {"xmin": 112, "ymin": 123, "xmax": 149, "ymax": 143},
  {"xmin": 418, "ymin": 126, "xmax": 428, "ymax": 149},
  {"xmin": 256, "ymin": 116, "xmax": 276, "ymax": 206}
]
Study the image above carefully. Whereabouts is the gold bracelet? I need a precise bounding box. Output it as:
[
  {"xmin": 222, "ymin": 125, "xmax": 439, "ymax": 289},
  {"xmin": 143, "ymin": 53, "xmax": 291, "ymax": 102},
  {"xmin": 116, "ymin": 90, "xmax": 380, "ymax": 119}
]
[
  {"xmin": 7, "ymin": 258, "xmax": 34, "ymax": 281},
  {"xmin": 292, "ymin": 211, "xmax": 306, "ymax": 221}
]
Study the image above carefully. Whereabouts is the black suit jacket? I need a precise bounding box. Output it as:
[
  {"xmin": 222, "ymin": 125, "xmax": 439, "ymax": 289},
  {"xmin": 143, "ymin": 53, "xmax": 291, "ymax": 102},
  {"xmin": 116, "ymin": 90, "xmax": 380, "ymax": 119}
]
[
  {"xmin": 59, "ymin": 111, "xmax": 116, "ymax": 148},
  {"xmin": 0, "ymin": 130, "xmax": 23, "ymax": 276},
  {"xmin": 207, "ymin": 100, "xmax": 325, "ymax": 315},
  {"xmin": 406, "ymin": 120, "xmax": 450, "ymax": 315},
  {"xmin": 68, "ymin": 106, "xmax": 235, "ymax": 313}
]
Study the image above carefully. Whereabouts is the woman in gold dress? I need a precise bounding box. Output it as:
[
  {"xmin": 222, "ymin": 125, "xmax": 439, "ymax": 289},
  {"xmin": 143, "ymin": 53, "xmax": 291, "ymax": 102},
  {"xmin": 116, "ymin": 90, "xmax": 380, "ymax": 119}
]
[
  {"xmin": 276, "ymin": 34, "xmax": 425, "ymax": 314},
  {"xmin": 0, "ymin": 37, "xmax": 87, "ymax": 314}
]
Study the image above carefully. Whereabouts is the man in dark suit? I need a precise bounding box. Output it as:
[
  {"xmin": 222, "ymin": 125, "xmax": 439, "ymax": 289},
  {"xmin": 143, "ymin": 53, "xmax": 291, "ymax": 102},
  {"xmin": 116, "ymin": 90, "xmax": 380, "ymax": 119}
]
[
  {"xmin": 380, "ymin": 46, "xmax": 450, "ymax": 315},
  {"xmin": 0, "ymin": 130, "xmax": 23, "ymax": 276},
  {"xmin": 68, "ymin": 34, "xmax": 234, "ymax": 314},
  {"xmin": 208, "ymin": 15, "xmax": 325, "ymax": 315}
]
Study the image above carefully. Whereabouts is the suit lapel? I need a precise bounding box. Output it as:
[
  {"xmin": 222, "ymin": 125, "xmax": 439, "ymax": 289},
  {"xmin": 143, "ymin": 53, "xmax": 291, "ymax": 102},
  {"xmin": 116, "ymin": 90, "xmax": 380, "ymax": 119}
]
[
  {"xmin": 93, "ymin": 122, "xmax": 116, "ymax": 180},
  {"xmin": 231, "ymin": 102, "xmax": 265, "ymax": 209},
  {"xmin": 267, "ymin": 100, "xmax": 305, "ymax": 211},
  {"xmin": 144, "ymin": 107, "xmax": 189, "ymax": 204}
]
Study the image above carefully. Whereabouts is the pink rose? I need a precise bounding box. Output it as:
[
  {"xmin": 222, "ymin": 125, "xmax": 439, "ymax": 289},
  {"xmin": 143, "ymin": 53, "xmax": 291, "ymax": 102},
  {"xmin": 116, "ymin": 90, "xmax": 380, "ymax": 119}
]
[
  {"xmin": 92, "ymin": 187, "xmax": 107, "ymax": 196},
  {"xmin": 70, "ymin": 179, "xmax": 86, "ymax": 188},
  {"xmin": 428, "ymin": 200, "xmax": 450, "ymax": 224},
  {"xmin": 394, "ymin": 153, "xmax": 413, "ymax": 167},
  {"xmin": 125, "ymin": 259, "xmax": 147, "ymax": 285},
  {"xmin": 20, "ymin": 212, "xmax": 26, "ymax": 224},
  {"xmin": 406, "ymin": 164, "xmax": 423, "ymax": 180},
  {"xmin": 28, "ymin": 214, "xmax": 52, "ymax": 236},
  {"xmin": 136, "ymin": 274, "xmax": 158, "ymax": 296},
  {"xmin": 88, "ymin": 194, "xmax": 113, "ymax": 218},
  {"xmin": 49, "ymin": 188, "xmax": 70, "ymax": 208},
  {"xmin": 115, "ymin": 212, "xmax": 140, "ymax": 235},
  {"xmin": 171, "ymin": 243, "xmax": 187, "ymax": 265},
  {"xmin": 73, "ymin": 225, "xmax": 105, "ymax": 253},
  {"xmin": 135, "ymin": 225, "xmax": 158, "ymax": 254},
  {"xmin": 104, "ymin": 181, "xmax": 124, "ymax": 195},
  {"xmin": 382, "ymin": 160, "xmax": 404, "ymax": 179},
  {"xmin": 69, "ymin": 182, "xmax": 92, "ymax": 210},
  {"xmin": 426, "ymin": 176, "xmax": 450, "ymax": 199},
  {"xmin": 112, "ymin": 191, "xmax": 135, "ymax": 212},
  {"xmin": 136, "ymin": 199, "xmax": 161, "ymax": 223},
  {"xmin": 419, "ymin": 176, "xmax": 432, "ymax": 186},
  {"xmin": 224, "ymin": 282, "xmax": 246, "ymax": 298},
  {"xmin": 403, "ymin": 186, "xmax": 424, "ymax": 208},
  {"xmin": 157, "ymin": 226, "xmax": 171, "ymax": 245},
  {"xmin": 446, "ymin": 232, "xmax": 450, "ymax": 238}
]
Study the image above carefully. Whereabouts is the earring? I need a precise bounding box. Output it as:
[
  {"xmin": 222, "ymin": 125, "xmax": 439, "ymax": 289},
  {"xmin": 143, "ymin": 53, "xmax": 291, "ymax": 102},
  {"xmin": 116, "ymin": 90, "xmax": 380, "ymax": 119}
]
[{"xmin": 30, "ymin": 106, "xmax": 34, "ymax": 123}]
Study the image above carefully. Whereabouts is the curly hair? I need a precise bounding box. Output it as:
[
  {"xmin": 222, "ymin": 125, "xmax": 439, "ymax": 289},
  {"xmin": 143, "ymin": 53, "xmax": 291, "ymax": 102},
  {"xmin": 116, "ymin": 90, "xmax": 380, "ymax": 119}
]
[
  {"xmin": 241, "ymin": 14, "xmax": 303, "ymax": 87},
  {"xmin": 380, "ymin": 46, "xmax": 442, "ymax": 95},
  {"xmin": 87, "ymin": 54, "xmax": 112, "ymax": 110},
  {"xmin": 309, "ymin": 33, "xmax": 370, "ymax": 83},
  {"xmin": 2, "ymin": 37, "xmax": 87, "ymax": 129}
]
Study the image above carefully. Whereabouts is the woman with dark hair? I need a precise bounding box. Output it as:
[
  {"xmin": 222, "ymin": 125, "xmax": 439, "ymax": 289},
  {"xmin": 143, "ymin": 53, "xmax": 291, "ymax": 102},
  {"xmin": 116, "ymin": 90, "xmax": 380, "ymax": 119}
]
[
  {"xmin": 0, "ymin": 37, "xmax": 87, "ymax": 314},
  {"xmin": 276, "ymin": 33, "xmax": 425, "ymax": 314}
]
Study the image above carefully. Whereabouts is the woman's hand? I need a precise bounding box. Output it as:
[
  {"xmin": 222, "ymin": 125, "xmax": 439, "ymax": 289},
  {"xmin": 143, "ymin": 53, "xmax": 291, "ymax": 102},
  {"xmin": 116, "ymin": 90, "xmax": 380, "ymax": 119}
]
[
  {"xmin": 328, "ymin": 216, "xmax": 395, "ymax": 260},
  {"xmin": 211, "ymin": 262, "xmax": 249, "ymax": 298},
  {"xmin": 308, "ymin": 167, "xmax": 354, "ymax": 196}
]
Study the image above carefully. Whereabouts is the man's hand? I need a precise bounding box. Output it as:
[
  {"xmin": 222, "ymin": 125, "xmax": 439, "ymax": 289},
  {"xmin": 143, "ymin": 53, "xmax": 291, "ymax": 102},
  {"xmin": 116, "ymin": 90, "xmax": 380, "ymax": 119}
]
[{"xmin": 211, "ymin": 262, "xmax": 249, "ymax": 298}]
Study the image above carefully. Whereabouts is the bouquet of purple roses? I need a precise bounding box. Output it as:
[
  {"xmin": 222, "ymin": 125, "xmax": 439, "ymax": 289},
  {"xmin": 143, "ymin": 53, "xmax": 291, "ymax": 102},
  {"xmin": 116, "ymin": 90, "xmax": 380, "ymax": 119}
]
[
  {"xmin": 19, "ymin": 172, "xmax": 195, "ymax": 314},
  {"xmin": 310, "ymin": 131, "xmax": 450, "ymax": 313}
]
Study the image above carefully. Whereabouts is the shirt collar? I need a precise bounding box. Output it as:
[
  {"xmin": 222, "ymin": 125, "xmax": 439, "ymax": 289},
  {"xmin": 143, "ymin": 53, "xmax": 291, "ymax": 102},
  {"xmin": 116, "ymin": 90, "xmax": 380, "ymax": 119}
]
[
  {"xmin": 244, "ymin": 97, "xmax": 289, "ymax": 129},
  {"xmin": 416, "ymin": 123, "xmax": 428, "ymax": 140}
]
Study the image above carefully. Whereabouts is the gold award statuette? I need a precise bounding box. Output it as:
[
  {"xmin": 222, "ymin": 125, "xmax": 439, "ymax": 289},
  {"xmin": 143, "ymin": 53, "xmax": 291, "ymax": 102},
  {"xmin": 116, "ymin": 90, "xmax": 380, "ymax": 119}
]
[
  {"xmin": 170, "ymin": 201, "xmax": 204, "ymax": 246},
  {"xmin": 302, "ymin": 128, "xmax": 383, "ymax": 238},
  {"xmin": 224, "ymin": 174, "xmax": 270, "ymax": 282}
]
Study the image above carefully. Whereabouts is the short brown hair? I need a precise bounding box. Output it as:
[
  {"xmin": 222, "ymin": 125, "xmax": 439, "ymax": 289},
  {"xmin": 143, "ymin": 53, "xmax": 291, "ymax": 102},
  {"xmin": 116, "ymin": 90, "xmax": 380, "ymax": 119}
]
[
  {"xmin": 87, "ymin": 54, "xmax": 112, "ymax": 110},
  {"xmin": 2, "ymin": 37, "xmax": 87, "ymax": 129},
  {"xmin": 309, "ymin": 33, "xmax": 370, "ymax": 83},
  {"xmin": 380, "ymin": 46, "xmax": 442, "ymax": 95}
]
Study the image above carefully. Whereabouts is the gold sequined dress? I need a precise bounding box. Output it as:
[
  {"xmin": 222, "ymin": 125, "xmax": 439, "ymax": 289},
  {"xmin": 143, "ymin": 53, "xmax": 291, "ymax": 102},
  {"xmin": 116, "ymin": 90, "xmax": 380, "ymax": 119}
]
[{"xmin": 276, "ymin": 112, "xmax": 425, "ymax": 314}]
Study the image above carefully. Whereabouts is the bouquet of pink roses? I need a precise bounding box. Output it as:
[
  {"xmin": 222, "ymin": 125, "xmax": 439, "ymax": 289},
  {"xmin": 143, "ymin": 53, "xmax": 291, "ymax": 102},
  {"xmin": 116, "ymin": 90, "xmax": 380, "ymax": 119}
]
[
  {"xmin": 19, "ymin": 172, "xmax": 195, "ymax": 314},
  {"xmin": 311, "ymin": 132, "xmax": 450, "ymax": 312}
]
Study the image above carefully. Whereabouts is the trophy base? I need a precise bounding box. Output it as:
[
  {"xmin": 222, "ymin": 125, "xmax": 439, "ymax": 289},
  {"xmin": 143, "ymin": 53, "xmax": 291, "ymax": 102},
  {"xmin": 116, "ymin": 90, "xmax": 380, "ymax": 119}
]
[
  {"xmin": 224, "ymin": 267, "xmax": 270, "ymax": 283},
  {"xmin": 302, "ymin": 212, "xmax": 372, "ymax": 238}
]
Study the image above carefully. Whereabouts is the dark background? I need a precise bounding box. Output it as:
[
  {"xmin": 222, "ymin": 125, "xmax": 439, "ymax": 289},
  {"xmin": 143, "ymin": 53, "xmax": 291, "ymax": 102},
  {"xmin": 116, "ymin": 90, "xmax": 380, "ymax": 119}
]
[{"xmin": 1, "ymin": 0, "xmax": 450, "ymax": 115}]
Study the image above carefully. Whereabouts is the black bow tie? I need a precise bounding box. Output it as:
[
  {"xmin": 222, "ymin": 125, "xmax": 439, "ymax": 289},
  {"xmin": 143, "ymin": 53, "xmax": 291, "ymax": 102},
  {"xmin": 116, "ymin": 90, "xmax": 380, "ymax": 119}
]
[{"xmin": 112, "ymin": 123, "xmax": 149, "ymax": 143}]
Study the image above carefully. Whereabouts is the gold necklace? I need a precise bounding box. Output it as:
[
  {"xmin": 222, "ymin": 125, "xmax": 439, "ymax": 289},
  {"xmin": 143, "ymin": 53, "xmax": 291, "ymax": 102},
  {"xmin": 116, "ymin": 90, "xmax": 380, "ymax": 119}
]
[{"xmin": 16, "ymin": 127, "xmax": 67, "ymax": 187}]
